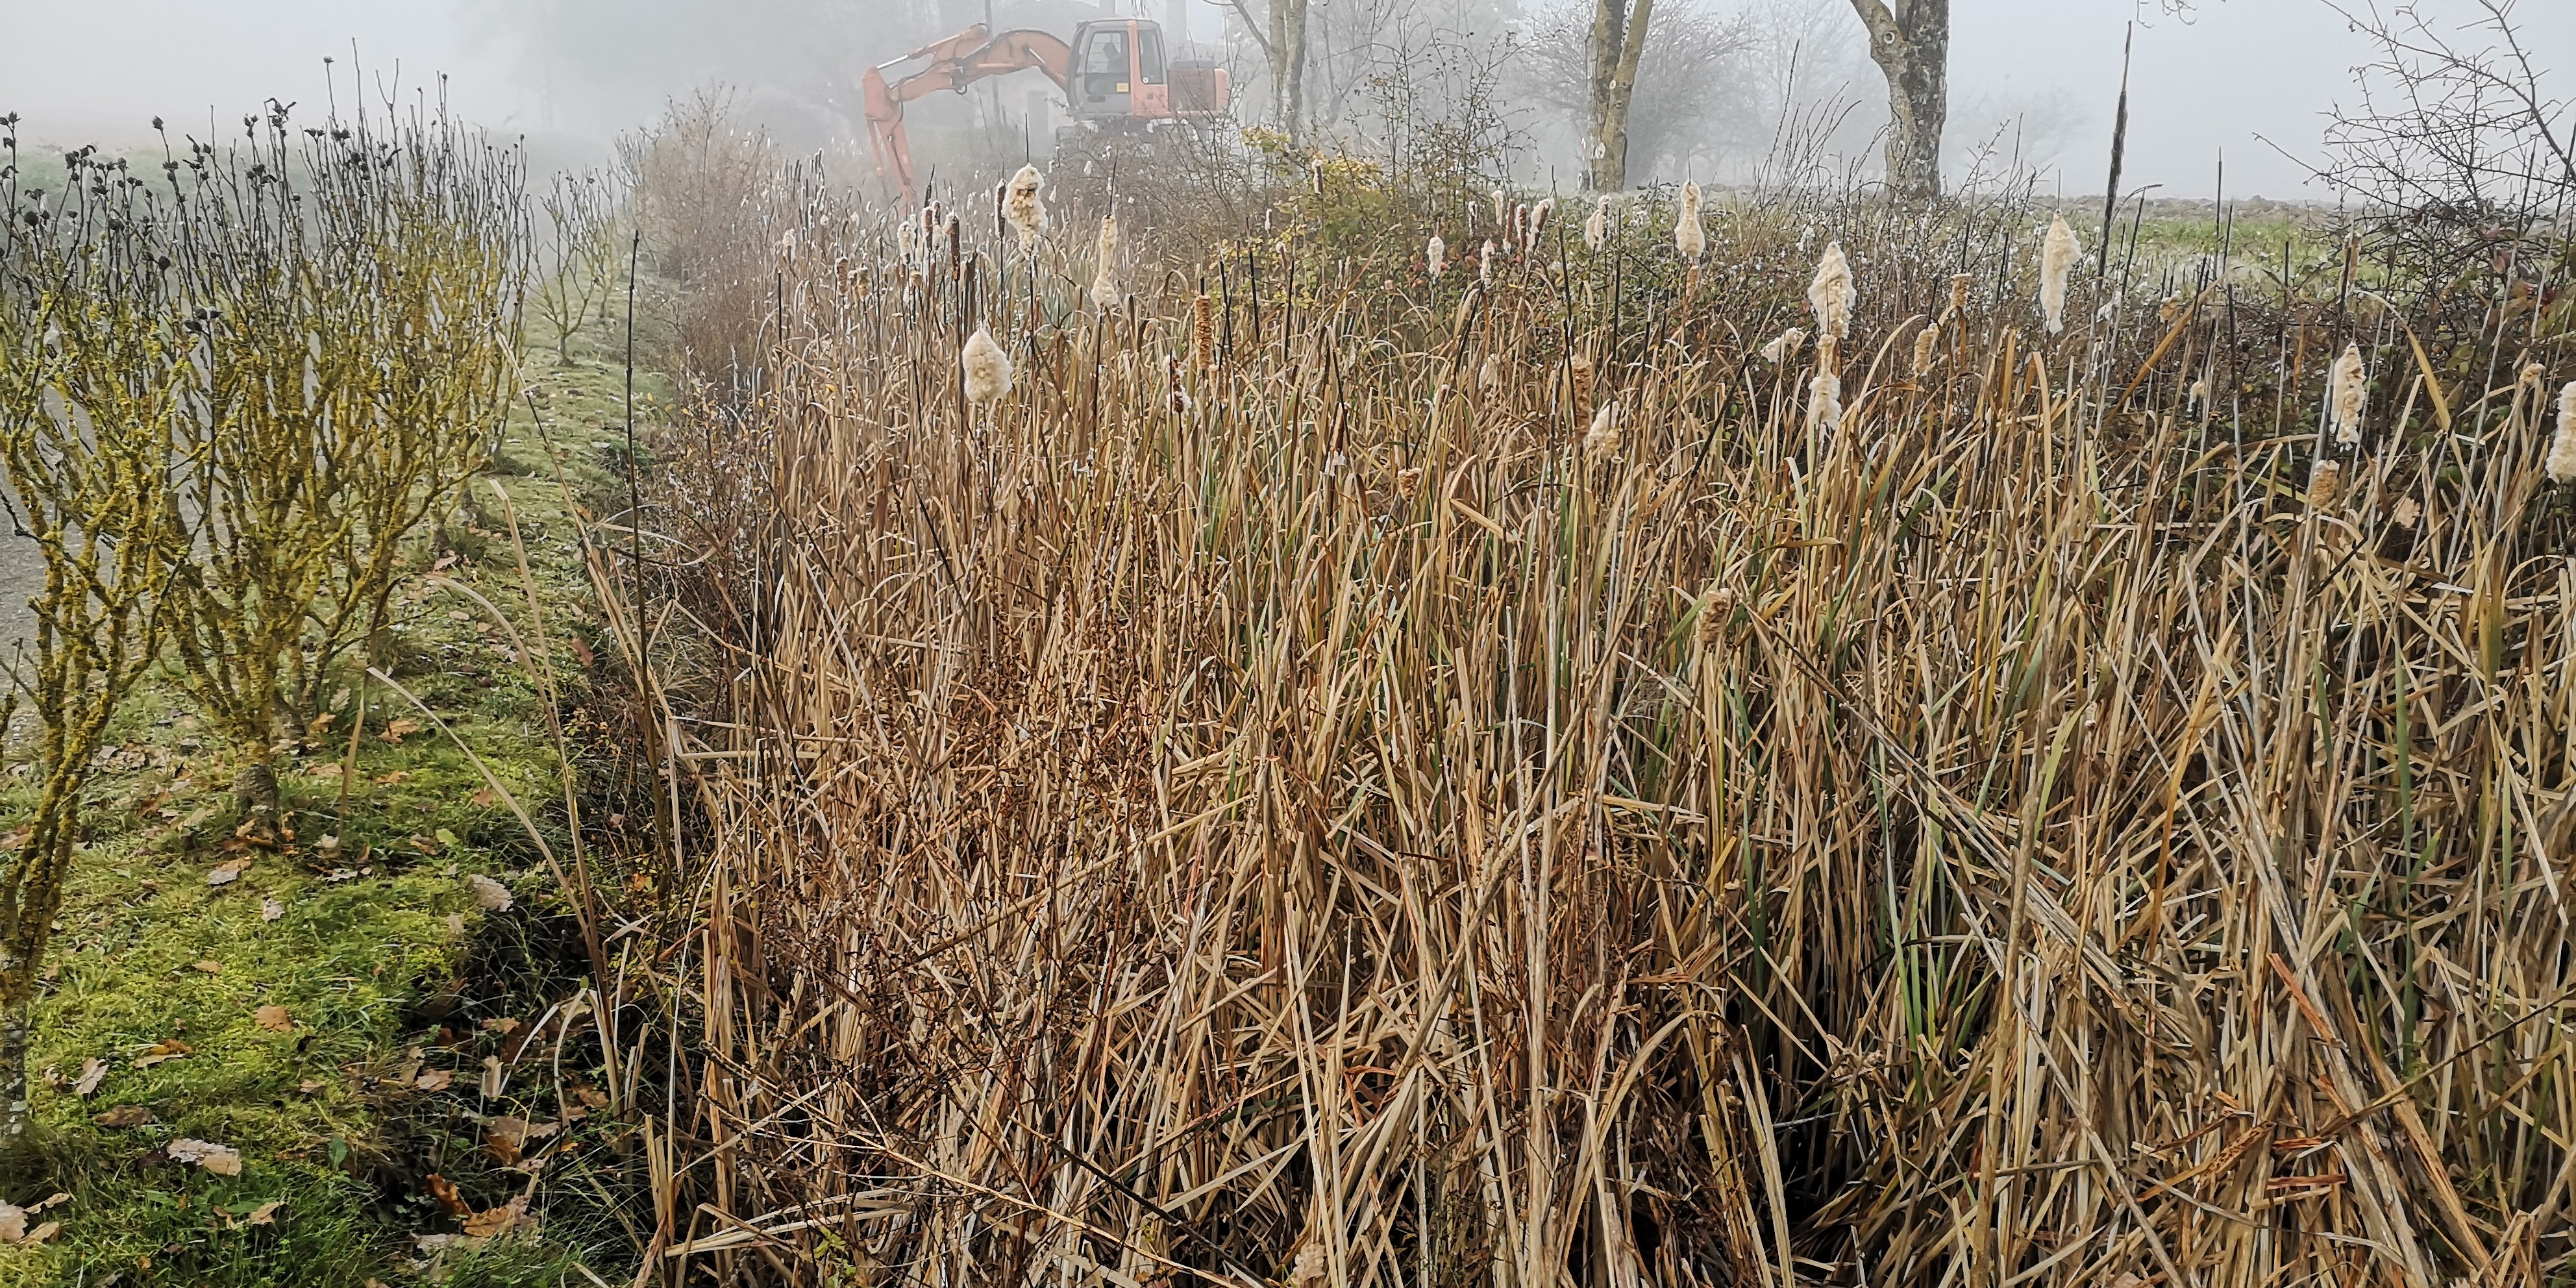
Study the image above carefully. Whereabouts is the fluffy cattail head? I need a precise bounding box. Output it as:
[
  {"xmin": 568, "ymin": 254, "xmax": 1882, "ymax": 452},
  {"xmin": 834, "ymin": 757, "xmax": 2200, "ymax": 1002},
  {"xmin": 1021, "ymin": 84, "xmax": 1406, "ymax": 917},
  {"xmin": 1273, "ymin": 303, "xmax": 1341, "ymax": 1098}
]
[
  {"xmin": 1090, "ymin": 215, "xmax": 1122, "ymax": 311},
  {"xmin": 1480, "ymin": 240, "xmax": 1494, "ymax": 285},
  {"xmin": 2306, "ymin": 458, "xmax": 2344, "ymax": 509},
  {"xmin": 1511, "ymin": 203, "xmax": 1528, "ymax": 249},
  {"xmin": 1807, "ymin": 241, "xmax": 1855, "ymax": 338},
  {"xmin": 1761, "ymin": 328, "xmax": 1807, "ymax": 365},
  {"xmin": 1427, "ymin": 233, "xmax": 1447, "ymax": 280},
  {"xmin": 961, "ymin": 325, "xmax": 1013, "ymax": 408},
  {"xmin": 1529, "ymin": 197, "xmax": 1554, "ymax": 242},
  {"xmin": 1807, "ymin": 369, "xmax": 1842, "ymax": 435},
  {"xmin": 1585, "ymin": 401, "xmax": 1624, "ymax": 460},
  {"xmin": 1493, "ymin": 188, "xmax": 1507, "ymax": 229},
  {"xmin": 1948, "ymin": 272, "xmax": 1972, "ymax": 318},
  {"xmin": 2039, "ymin": 212, "xmax": 2081, "ymax": 334},
  {"xmin": 2547, "ymin": 382, "xmax": 2576, "ymax": 484},
  {"xmin": 1478, "ymin": 354, "xmax": 1502, "ymax": 392},
  {"xmin": 1395, "ymin": 466, "xmax": 1424, "ymax": 499},
  {"xmin": 1003, "ymin": 164, "xmax": 1046, "ymax": 251},
  {"xmin": 1674, "ymin": 181, "xmax": 1706, "ymax": 260},
  {"xmin": 1585, "ymin": 195, "xmax": 1611, "ymax": 251},
  {"xmin": 1911, "ymin": 320, "xmax": 1940, "ymax": 375},
  {"xmin": 1696, "ymin": 586, "xmax": 1737, "ymax": 647},
  {"xmin": 2327, "ymin": 343, "xmax": 2368, "ymax": 445}
]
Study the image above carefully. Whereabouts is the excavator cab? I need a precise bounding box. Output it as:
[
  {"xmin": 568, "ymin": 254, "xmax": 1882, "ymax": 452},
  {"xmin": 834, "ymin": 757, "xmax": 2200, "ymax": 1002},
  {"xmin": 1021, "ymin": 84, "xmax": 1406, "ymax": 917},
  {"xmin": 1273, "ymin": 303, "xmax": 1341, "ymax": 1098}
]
[{"xmin": 862, "ymin": 18, "xmax": 1230, "ymax": 205}]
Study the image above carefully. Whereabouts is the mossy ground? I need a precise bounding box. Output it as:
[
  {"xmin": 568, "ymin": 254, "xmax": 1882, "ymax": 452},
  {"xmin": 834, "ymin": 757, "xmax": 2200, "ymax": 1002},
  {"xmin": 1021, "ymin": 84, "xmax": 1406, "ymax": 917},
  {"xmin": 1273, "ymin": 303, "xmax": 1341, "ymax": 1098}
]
[{"xmin": 0, "ymin": 316, "xmax": 669, "ymax": 1286}]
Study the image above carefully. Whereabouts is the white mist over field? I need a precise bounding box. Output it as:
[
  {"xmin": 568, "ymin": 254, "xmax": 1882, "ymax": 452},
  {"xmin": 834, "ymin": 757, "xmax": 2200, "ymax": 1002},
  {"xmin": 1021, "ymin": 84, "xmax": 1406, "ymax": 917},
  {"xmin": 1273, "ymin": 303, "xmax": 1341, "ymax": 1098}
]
[{"xmin": 1, "ymin": 0, "xmax": 2568, "ymax": 199}]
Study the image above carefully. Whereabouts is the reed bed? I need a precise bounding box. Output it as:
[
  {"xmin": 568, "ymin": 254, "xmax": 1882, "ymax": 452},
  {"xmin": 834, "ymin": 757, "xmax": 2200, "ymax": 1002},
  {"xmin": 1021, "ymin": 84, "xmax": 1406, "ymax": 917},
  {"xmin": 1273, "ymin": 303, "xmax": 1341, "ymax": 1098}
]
[{"xmin": 625, "ymin": 179, "xmax": 2576, "ymax": 1287}]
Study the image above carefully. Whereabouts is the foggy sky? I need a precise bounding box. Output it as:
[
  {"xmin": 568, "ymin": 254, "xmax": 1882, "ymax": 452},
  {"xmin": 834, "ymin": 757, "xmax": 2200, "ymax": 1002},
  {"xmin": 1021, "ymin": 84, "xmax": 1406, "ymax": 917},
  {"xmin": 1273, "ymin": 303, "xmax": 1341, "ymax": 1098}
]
[{"xmin": 3, "ymin": 0, "xmax": 2569, "ymax": 200}]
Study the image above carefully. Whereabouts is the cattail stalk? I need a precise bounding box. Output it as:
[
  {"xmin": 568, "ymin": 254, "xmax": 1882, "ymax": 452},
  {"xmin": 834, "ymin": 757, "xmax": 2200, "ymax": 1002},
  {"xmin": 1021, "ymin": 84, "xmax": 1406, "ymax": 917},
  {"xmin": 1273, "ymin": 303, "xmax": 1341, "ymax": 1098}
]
[
  {"xmin": 1002, "ymin": 165, "xmax": 1046, "ymax": 253},
  {"xmin": 1091, "ymin": 215, "xmax": 1122, "ymax": 312},
  {"xmin": 2040, "ymin": 212, "xmax": 2079, "ymax": 334},
  {"xmin": 2327, "ymin": 343, "xmax": 2366, "ymax": 446},
  {"xmin": 1674, "ymin": 181, "xmax": 1705, "ymax": 261},
  {"xmin": 2549, "ymin": 382, "xmax": 2576, "ymax": 484},
  {"xmin": 1808, "ymin": 242, "xmax": 1854, "ymax": 338}
]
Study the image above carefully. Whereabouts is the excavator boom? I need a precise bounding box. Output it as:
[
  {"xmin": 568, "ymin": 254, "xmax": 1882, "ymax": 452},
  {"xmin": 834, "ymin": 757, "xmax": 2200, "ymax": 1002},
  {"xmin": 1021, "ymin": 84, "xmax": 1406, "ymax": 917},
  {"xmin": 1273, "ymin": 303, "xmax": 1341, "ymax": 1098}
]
[{"xmin": 862, "ymin": 24, "xmax": 1072, "ymax": 207}]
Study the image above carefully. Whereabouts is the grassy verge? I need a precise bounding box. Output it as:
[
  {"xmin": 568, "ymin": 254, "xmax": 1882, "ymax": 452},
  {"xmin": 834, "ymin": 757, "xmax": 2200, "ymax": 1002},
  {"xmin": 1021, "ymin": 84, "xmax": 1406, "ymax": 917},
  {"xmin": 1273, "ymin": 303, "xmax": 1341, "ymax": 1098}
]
[{"xmin": 0, "ymin": 317, "xmax": 665, "ymax": 1287}]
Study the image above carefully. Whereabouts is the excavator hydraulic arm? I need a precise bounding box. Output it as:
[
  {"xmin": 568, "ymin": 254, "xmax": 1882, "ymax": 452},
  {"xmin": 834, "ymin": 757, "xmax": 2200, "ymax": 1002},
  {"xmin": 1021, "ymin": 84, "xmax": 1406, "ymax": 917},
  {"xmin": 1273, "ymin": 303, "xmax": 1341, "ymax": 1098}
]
[{"xmin": 862, "ymin": 24, "xmax": 1073, "ymax": 207}]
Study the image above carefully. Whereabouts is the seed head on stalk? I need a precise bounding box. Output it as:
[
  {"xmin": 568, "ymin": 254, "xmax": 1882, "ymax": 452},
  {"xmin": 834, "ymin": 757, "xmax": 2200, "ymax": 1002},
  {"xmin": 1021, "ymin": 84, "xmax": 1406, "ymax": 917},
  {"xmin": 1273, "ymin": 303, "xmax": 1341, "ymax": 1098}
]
[
  {"xmin": 2549, "ymin": 382, "xmax": 2576, "ymax": 484},
  {"xmin": 2040, "ymin": 212, "xmax": 2080, "ymax": 333},
  {"xmin": 1585, "ymin": 195, "xmax": 1611, "ymax": 251},
  {"xmin": 1002, "ymin": 164, "xmax": 1045, "ymax": 251},
  {"xmin": 1696, "ymin": 586, "xmax": 1737, "ymax": 647},
  {"xmin": 1480, "ymin": 239, "xmax": 1494, "ymax": 286},
  {"xmin": 961, "ymin": 325, "xmax": 1013, "ymax": 410},
  {"xmin": 1428, "ymin": 233, "xmax": 1446, "ymax": 281},
  {"xmin": 2307, "ymin": 458, "xmax": 2344, "ymax": 509},
  {"xmin": 1193, "ymin": 292, "xmax": 1215, "ymax": 374},
  {"xmin": 1808, "ymin": 241, "xmax": 1854, "ymax": 338},
  {"xmin": 2327, "ymin": 343, "xmax": 2367, "ymax": 445},
  {"xmin": 1761, "ymin": 328, "xmax": 1807, "ymax": 365},
  {"xmin": 1807, "ymin": 369, "xmax": 1842, "ymax": 435},
  {"xmin": 1528, "ymin": 197, "xmax": 1554, "ymax": 243},
  {"xmin": 1946, "ymin": 272, "xmax": 1972, "ymax": 318},
  {"xmin": 1090, "ymin": 214, "xmax": 1122, "ymax": 311},
  {"xmin": 1585, "ymin": 401, "xmax": 1624, "ymax": 461},
  {"xmin": 1911, "ymin": 320, "xmax": 1939, "ymax": 375},
  {"xmin": 1493, "ymin": 188, "xmax": 1507, "ymax": 229},
  {"xmin": 1674, "ymin": 181, "xmax": 1705, "ymax": 260}
]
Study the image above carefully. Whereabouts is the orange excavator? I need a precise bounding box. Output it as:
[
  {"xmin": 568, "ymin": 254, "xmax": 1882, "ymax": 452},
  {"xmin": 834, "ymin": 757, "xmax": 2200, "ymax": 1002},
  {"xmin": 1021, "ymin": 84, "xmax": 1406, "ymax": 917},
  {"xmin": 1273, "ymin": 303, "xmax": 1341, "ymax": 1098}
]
[{"xmin": 861, "ymin": 19, "xmax": 1230, "ymax": 206}]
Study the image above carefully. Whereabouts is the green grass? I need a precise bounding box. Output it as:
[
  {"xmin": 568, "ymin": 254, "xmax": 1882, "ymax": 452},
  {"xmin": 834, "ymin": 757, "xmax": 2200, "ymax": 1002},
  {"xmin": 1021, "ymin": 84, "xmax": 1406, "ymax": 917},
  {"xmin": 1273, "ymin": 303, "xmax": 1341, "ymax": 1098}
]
[{"xmin": 0, "ymin": 315, "xmax": 666, "ymax": 1287}]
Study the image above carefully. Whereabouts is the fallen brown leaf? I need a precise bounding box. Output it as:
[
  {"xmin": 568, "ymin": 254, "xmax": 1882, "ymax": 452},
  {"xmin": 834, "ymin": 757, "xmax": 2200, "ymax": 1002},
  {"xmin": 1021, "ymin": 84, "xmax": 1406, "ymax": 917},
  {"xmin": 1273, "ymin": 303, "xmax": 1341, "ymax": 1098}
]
[
  {"xmin": 469, "ymin": 786, "xmax": 497, "ymax": 808},
  {"xmin": 206, "ymin": 857, "xmax": 254, "ymax": 886},
  {"xmin": 254, "ymin": 1004, "xmax": 294, "ymax": 1033},
  {"xmin": 244, "ymin": 1198, "xmax": 284, "ymax": 1226},
  {"xmin": 424, "ymin": 1173, "xmax": 470, "ymax": 1217},
  {"xmin": 93, "ymin": 1104, "xmax": 156, "ymax": 1128},
  {"xmin": 380, "ymin": 717, "xmax": 423, "ymax": 744},
  {"xmin": 133, "ymin": 1038, "xmax": 192, "ymax": 1069},
  {"xmin": 166, "ymin": 1137, "xmax": 243, "ymax": 1176},
  {"xmin": 414, "ymin": 1068, "xmax": 453, "ymax": 1093},
  {"xmin": 192, "ymin": 960, "xmax": 223, "ymax": 974},
  {"xmin": 73, "ymin": 1057, "xmax": 106, "ymax": 1096},
  {"xmin": 460, "ymin": 1193, "xmax": 538, "ymax": 1239},
  {"xmin": 261, "ymin": 898, "xmax": 287, "ymax": 922}
]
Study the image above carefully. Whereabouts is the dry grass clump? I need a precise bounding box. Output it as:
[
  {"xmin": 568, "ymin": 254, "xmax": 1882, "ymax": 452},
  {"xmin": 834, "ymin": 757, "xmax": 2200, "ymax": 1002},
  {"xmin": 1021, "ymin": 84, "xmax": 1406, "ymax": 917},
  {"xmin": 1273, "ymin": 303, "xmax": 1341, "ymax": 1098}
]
[{"xmin": 620, "ymin": 162, "xmax": 2576, "ymax": 1288}]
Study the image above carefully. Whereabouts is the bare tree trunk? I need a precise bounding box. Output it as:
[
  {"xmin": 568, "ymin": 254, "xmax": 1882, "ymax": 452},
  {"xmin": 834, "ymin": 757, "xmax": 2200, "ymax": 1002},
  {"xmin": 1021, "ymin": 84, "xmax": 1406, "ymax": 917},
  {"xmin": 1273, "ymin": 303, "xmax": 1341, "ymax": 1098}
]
[
  {"xmin": 1585, "ymin": 0, "xmax": 1657, "ymax": 191},
  {"xmin": 1264, "ymin": 0, "xmax": 1311, "ymax": 140},
  {"xmin": 1850, "ymin": 0, "xmax": 1950, "ymax": 200}
]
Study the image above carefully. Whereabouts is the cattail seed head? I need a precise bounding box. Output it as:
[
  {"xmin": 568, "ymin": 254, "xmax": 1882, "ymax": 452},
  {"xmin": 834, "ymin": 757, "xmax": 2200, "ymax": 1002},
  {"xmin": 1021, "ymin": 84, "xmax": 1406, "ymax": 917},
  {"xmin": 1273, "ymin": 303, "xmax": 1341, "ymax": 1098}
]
[
  {"xmin": 1395, "ymin": 466, "xmax": 1423, "ymax": 499},
  {"xmin": 1478, "ymin": 354, "xmax": 1502, "ymax": 392},
  {"xmin": 2327, "ymin": 343, "xmax": 2366, "ymax": 445},
  {"xmin": 1480, "ymin": 240, "xmax": 1494, "ymax": 286},
  {"xmin": 2040, "ymin": 212, "xmax": 2080, "ymax": 334},
  {"xmin": 1585, "ymin": 196, "xmax": 1610, "ymax": 251},
  {"xmin": 1674, "ymin": 181, "xmax": 1705, "ymax": 260},
  {"xmin": 2306, "ymin": 458, "xmax": 2344, "ymax": 508},
  {"xmin": 1761, "ymin": 328, "xmax": 1808, "ymax": 365},
  {"xmin": 1947, "ymin": 272, "xmax": 1972, "ymax": 318},
  {"xmin": 1193, "ymin": 292, "xmax": 1215, "ymax": 373},
  {"xmin": 1493, "ymin": 188, "xmax": 1507, "ymax": 229},
  {"xmin": 1807, "ymin": 370, "xmax": 1842, "ymax": 435},
  {"xmin": 1427, "ymin": 233, "xmax": 1446, "ymax": 280},
  {"xmin": 1090, "ymin": 215, "xmax": 1122, "ymax": 311},
  {"xmin": 1807, "ymin": 241, "xmax": 1855, "ymax": 338},
  {"xmin": 961, "ymin": 325, "xmax": 1013, "ymax": 408},
  {"xmin": 1585, "ymin": 401, "xmax": 1624, "ymax": 460},
  {"xmin": 1911, "ymin": 321, "xmax": 1939, "ymax": 375},
  {"xmin": 1696, "ymin": 586, "xmax": 1736, "ymax": 647},
  {"xmin": 1528, "ymin": 197, "xmax": 1554, "ymax": 242},
  {"xmin": 1003, "ymin": 164, "xmax": 1046, "ymax": 251},
  {"xmin": 2548, "ymin": 382, "xmax": 2576, "ymax": 484}
]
